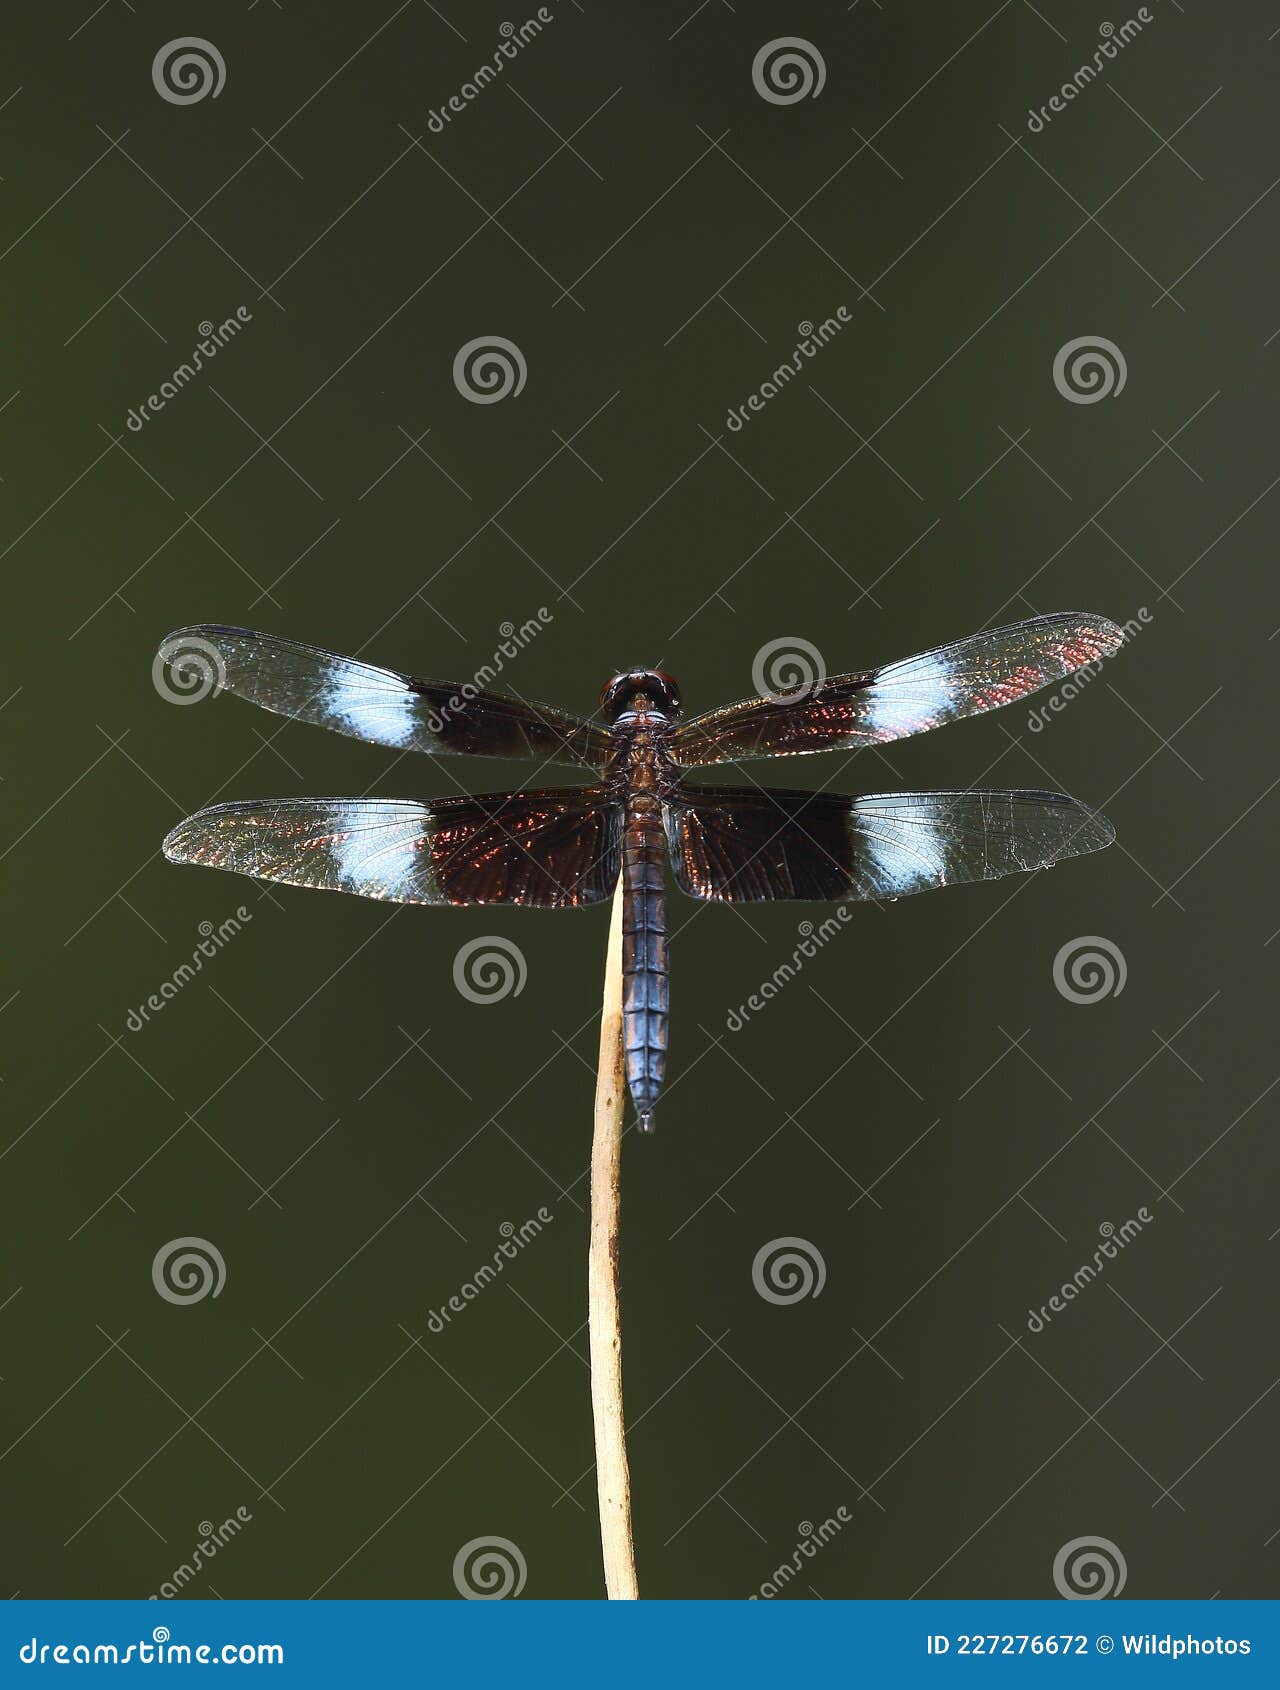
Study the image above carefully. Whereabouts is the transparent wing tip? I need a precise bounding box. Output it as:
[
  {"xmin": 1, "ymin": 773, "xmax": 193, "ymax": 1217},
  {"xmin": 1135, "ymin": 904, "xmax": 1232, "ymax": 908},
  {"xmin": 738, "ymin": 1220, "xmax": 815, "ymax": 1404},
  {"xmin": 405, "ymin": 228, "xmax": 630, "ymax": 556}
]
[
  {"xmin": 154, "ymin": 627, "xmax": 230, "ymax": 702},
  {"xmin": 1072, "ymin": 613, "xmax": 1128, "ymax": 658},
  {"xmin": 162, "ymin": 814, "xmax": 201, "ymax": 864},
  {"xmin": 163, "ymin": 807, "xmax": 235, "ymax": 864},
  {"xmin": 1036, "ymin": 791, "xmax": 1117, "ymax": 856},
  {"xmin": 1076, "ymin": 799, "xmax": 1117, "ymax": 852}
]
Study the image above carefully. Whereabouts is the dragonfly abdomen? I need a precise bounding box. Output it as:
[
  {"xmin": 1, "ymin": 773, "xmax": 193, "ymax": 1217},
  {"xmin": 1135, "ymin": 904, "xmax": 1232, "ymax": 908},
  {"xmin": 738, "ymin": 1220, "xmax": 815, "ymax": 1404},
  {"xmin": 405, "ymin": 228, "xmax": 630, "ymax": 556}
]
[{"xmin": 621, "ymin": 805, "xmax": 668, "ymax": 1132}]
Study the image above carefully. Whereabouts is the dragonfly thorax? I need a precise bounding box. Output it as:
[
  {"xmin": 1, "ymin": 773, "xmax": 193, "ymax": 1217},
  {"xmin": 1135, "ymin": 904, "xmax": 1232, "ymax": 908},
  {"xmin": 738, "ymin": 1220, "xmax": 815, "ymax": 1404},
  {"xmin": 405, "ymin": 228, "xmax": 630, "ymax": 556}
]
[{"xmin": 598, "ymin": 668, "xmax": 682, "ymax": 723}]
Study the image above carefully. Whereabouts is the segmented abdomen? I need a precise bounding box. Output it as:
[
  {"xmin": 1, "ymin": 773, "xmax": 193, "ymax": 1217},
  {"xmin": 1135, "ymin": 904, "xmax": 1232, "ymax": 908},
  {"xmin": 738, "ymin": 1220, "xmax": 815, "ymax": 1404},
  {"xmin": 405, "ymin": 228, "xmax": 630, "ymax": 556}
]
[{"xmin": 621, "ymin": 806, "xmax": 668, "ymax": 1132}]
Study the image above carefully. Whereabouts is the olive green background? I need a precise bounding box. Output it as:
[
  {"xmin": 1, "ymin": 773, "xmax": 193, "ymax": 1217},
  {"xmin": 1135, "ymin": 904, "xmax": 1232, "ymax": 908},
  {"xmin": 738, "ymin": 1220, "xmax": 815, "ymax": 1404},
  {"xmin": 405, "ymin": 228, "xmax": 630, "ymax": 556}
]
[{"xmin": 2, "ymin": 0, "xmax": 1277, "ymax": 1600}]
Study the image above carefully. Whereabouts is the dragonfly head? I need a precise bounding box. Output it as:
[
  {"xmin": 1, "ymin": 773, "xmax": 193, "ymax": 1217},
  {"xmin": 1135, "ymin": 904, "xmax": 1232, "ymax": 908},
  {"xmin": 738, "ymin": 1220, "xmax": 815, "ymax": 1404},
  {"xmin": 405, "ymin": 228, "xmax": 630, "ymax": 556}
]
[{"xmin": 598, "ymin": 669, "xmax": 682, "ymax": 723}]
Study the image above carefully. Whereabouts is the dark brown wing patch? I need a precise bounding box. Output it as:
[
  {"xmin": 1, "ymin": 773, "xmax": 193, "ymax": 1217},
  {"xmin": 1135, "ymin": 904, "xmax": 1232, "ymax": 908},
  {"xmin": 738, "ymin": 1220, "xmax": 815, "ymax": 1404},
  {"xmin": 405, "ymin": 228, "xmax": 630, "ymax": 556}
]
[{"xmin": 663, "ymin": 787, "xmax": 854, "ymax": 901}]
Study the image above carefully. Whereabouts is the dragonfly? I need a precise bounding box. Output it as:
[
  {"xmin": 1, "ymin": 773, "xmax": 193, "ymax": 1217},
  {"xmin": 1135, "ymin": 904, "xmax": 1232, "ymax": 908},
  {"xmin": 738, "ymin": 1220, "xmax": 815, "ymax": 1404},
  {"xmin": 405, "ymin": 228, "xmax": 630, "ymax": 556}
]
[{"xmin": 159, "ymin": 612, "xmax": 1123, "ymax": 1132}]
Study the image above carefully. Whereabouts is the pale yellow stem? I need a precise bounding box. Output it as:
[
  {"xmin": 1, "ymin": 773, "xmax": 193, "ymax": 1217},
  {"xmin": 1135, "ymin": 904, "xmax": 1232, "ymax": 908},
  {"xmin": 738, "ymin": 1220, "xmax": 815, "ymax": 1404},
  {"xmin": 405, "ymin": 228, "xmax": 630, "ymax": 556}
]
[{"xmin": 588, "ymin": 877, "xmax": 639, "ymax": 1599}]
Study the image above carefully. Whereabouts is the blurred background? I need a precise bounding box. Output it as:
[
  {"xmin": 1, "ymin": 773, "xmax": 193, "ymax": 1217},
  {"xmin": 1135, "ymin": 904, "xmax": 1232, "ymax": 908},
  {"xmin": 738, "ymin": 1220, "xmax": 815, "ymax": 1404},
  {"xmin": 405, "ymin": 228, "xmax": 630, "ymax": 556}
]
[{"xmin": 1, "ymin": 0, "xmax": 1277, "ymax": 1599}]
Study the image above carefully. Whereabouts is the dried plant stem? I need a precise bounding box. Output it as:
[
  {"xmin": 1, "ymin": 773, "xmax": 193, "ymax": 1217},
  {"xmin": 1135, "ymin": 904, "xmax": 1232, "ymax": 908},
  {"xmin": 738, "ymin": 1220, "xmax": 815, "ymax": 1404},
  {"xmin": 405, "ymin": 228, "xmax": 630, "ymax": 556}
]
[{"xmin": 588, "ymin": 877, "xmax": 639, "ymax": 1599}]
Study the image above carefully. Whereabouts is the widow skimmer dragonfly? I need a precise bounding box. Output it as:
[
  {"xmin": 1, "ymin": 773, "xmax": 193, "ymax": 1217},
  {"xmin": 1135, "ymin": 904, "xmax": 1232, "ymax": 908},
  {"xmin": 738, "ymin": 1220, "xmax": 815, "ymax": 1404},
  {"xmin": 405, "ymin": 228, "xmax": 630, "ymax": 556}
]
[{"xmin": 159, "ymin": 612, "xmax": 1122, "ymax": 1132}]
